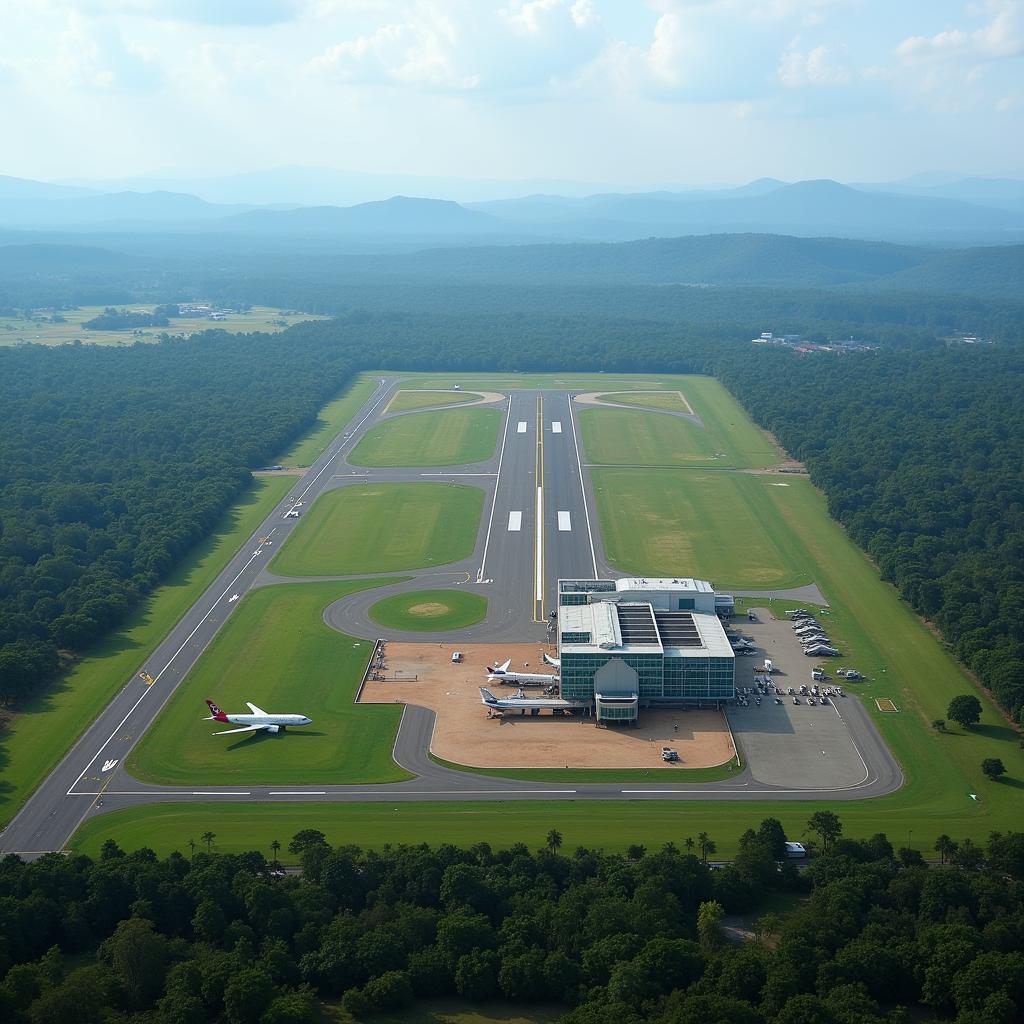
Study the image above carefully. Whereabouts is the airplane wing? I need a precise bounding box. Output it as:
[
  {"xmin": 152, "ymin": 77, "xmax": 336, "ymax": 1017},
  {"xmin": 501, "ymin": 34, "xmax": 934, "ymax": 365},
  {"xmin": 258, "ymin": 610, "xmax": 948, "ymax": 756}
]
[
  {"xmin": 246, "ymin": 702, "xmax": 268, "ymax": 716},
  {"xmin": 212, "ymin": 724, "xmax": 267, "ymax": 736}
]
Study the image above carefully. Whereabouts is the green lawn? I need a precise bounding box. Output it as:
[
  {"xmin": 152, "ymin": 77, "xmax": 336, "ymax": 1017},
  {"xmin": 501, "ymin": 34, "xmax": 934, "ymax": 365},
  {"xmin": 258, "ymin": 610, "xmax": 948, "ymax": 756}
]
[
  {"xmin": 0, "ymin": 476, "xmax": 294, "ymax": 828},
  {"xmin": 278, "ymin": 378, "xmax": 378, "ymax": 467},
  {"xmin": 593, "ymin": 468, "xmax": 813, "ymax": 587},
  {"xmin": 580, "ymin": 408, "xmax": 721, "ymax": 466},
  {"xmin": 594, "ymin": 391, "xmax": 693, "ymax": 414},
  {"xmin": 681, "ymin": 376, "xmax": 780, "ymax": 469},
  {"xmin": 386, "ymin": 390, "xmax": 479, "ymax": 414},
  {"xmin": 269, "ymin": 483, "xmax": 483, "ymax": 576},
  {"xmin": 350, "ymin": 408, "xmax": 502, "ymax": 467},
  {"xmin": 129, "ymin": 581, "xmax": 411, "ymax": 786},
  {"xmin": 430, "ymin": 756, "xmax": 739, "ymax": 784},
  {"xmin": 369, "ymin": 590, "xmax": 487, "ymax": 631}
]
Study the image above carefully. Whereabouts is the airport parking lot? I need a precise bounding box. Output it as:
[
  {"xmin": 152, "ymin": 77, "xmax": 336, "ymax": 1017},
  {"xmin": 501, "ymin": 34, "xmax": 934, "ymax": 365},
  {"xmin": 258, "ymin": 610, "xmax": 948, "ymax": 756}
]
[{"xmin": 727, "ymin": 607, "xmax": 868, "ymax": 789}]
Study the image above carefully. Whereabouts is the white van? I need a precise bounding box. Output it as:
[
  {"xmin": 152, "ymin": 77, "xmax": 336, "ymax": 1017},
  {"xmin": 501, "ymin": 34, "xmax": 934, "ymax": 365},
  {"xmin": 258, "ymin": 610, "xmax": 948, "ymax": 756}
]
[{"xmin": 451, "ymin": 651, "xmax": 463, "ymax": 663}]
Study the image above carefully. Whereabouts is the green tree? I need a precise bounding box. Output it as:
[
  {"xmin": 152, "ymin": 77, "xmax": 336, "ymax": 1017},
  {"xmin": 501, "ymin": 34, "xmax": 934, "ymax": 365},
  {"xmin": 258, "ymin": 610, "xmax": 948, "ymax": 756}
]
[
  {"xmin": 223, "ymin": 966, "xmax": 275, "ymax": 1024},
  {"xmin": 454, "ymin": 949, "xmax": 499, "ymax": 1001},
  {"xmin": 982, "ymin": 757, "xmax": 1006, "ymax": 781},
  {"xmin": 287, "ymin": 829, "xmax": 328, "ymax": 855},
  {"xmin": 270, "ymin": 839, "xmax": 281, "ymax": 868},
  {"xmin": 807, "ymin": 810, "xmax": 843, "ymax": 851},
  {"xmin": 201, "ymin": 830, "xmax": 216, "ymax": 854},
  {"xmin": 947, "ymin": 694, "xmax": 982, "ymax": 729},
  {"xmin": 546, "ymin": 828, "xmax": 563, "ymax": 854},
  {"xmin": 259, "ymin": 989, "xmax": 318, "ymax": 1024},
  {"xmin": 935, "ymin": 834, "xmax": 958, "ymax": 864},
  {"xmin": 697, "ymin": 900, "xmax": 725, "ymax": 950},
  {"xmin": 98, "ymin": 917, "xmax": 170, "ymax": 1010}
]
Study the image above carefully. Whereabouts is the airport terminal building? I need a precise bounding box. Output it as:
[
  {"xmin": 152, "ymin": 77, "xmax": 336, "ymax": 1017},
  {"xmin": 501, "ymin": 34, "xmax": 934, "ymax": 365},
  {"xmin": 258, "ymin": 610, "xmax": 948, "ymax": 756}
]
[{"xmin": 557, "ymin": 578, "xmax": 735, "ymax": 723}]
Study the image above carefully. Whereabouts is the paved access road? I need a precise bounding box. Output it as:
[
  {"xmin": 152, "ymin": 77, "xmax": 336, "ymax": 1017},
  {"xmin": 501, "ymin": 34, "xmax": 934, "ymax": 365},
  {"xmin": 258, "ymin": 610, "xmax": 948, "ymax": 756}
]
[{"xmin": 0, "ymin": 380, "xmax": 903, "ymax": 858}]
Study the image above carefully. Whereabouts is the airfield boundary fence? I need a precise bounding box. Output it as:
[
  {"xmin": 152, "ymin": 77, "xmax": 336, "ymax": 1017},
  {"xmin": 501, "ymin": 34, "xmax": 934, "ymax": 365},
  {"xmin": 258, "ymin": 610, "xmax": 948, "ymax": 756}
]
[{"xmin": 354, "ymin": 639, "xmax": 385, "ymax": 703}]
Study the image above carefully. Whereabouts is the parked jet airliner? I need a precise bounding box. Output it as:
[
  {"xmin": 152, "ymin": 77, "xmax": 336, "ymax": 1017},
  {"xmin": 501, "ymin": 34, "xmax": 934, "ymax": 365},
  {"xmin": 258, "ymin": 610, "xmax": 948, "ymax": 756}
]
[
  {"xmin": 205, "ymin": 699, "xmax": 312, "ymax": 736},
  {"xmin": 486, "ymin": 659, "xmax": 558, "ymax": 686}
]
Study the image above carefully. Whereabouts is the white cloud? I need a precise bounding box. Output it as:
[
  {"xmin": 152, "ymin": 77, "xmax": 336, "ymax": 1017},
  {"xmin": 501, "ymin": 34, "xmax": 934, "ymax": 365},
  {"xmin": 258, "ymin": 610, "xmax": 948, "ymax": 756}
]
[
  {"xmin": 778, "ymin": 43, "xmax": 853, "ymax": 87},
  {"xmin": 897, "ymin": 0, "xmax": 1024, "ymax": 61},
  {"xmin": 54, "ymin": 15, "xmax": 162, "ymax": 92},
  {"xmin": 73, "ymin": 0, "xmax": 301, "ymax": 26}
]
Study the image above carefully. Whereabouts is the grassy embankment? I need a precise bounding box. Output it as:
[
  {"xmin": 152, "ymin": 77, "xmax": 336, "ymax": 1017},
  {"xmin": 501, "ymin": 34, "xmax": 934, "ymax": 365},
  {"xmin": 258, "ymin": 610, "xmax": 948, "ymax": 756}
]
[
  {"xmin": 368, "ymin": 590, "xmax": 488, "ymax": 632},
  {"xmin": 276, "ymin": 378, "xmax": 378, "ymax": 468},
  {"xmin": 0, "ymin": 476, "xmax": 293, "ymax": 827},
  {"xmin": 129, "ymin": 581, "xmax": 411, "ymax": 786},
  {"xmin": 350, "ymin": 408, "xmax": 502, "ymax": 468},
  {"xmin": 269, "ymin": 483, "xmax": 484, "ymax": 577}
]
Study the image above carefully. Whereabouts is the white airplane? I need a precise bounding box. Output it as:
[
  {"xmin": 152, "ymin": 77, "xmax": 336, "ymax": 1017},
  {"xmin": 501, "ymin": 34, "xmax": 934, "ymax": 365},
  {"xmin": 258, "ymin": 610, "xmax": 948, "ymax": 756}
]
[
  {"xmin": 205, "ymin": 699, "xmax": 312, "ymax": 736},
  {"xmin": 542, "ymin": 652, "xmax": 560, "ymax": 668},
  {"xmin": 486, "ymin": 659, "xmax": 558, "ymax": 685}
]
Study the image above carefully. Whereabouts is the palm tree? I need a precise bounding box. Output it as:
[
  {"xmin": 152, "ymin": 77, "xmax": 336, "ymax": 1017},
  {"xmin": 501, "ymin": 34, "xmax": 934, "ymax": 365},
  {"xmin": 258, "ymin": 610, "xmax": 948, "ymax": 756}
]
[
  {"xmin": 935, "ymin": 834, "xmax": 957, "ymax": 865},
  {"xmin": 201, "ymin": 830, "xmax": 216, "ymax": 854},
  {"xmin": 188, "ymin": 838, "xmax": 196, "ymax": 860},
  {"xmin": 698, "ymin": 831, "xmax": 713, "ymax": 863},
  {"xmin": 684, "ymin": 836, "xmax": 695, "ymax": 854},
  {"xmin": 270, "ymin": 839, "xmax": 281, "ymax": 870},
  {"xmin": 546, "ymin": 828, "xmax": 563, "ymax": 854}
]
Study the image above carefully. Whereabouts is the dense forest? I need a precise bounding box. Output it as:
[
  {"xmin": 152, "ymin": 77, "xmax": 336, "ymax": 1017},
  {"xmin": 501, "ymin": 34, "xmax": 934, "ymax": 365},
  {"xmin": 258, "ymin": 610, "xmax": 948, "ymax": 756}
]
[{"xmin": 2, "ymin": 821, "xmax": 1023, "ymax": 1024}]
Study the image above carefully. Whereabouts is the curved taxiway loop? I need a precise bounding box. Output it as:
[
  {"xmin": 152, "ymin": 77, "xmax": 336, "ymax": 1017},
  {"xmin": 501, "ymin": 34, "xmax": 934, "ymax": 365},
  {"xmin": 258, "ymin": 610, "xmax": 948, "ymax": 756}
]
[
  {"xmin": 0, "ymin": 375, "xmax": 904, "ymax": 860},
  {"xmin": 573, "ymin": 390, "xmax": 706, "ymax": 428},
  {"xmin": 380, "ymin": 390, "xmax": 508, "ymax": 419}
]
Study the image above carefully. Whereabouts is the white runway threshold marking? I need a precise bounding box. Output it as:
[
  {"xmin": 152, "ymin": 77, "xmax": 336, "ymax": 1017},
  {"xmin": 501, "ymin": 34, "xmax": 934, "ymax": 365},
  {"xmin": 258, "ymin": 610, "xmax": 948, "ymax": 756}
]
[
  {"xmin": 551, "ymin": 421, "xmax": 562, "ymax": 433},
  {"xmin": 535, "ymin": 487, "xmax": 544, "ymax": 600},
  {"xmin": 517, "ymin": 421, "xmax": 527, "ymax": 433},
  {"xmin": 507, "ymin": 511, "xmax": 523, "ymax": 532},
  {"xmin": 558, "ymin": 511, "xmax": 571, "ymax": 531}
]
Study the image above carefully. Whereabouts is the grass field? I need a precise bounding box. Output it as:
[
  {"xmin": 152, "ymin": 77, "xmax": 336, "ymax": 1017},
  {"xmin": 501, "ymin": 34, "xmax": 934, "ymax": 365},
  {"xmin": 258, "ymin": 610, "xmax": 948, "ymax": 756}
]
[
  {"xmin": 593, "ymin": 468, "xmax": 813, "ymax": 587},
  {"xmin": 129, "ymin": 581, "xmax": 411, "ymax": 786},
  {"xmin": 269, "ymin": 484, "xmax": 483, "ymax": 576},
  {"xmin": 0, "ymin": 476, "xmax": 294, "ymax": 827},
  {"xmin": 277, "ymin": 378, "xmax": 378, "ymax": 468},
  {"xmin": 595, "ymin": 391, "xmax": 693, "ymax": 414},
  {"xmin": 369, "ymin": 590, "xmax": 487, "ymax": 631},
  {"xmin": 581, "ymin": 408, "xmax": 721, "ymax": 466},
  {"xmin": 350, "ymin": 408, "xmax": 502, "ymax": 467},
  {"xmin": 386, "ymin": 390, "xmax": 479, "ymax": 414},
  {"xmin": 431, "ymin": 756, "xmax": 739, "ymax": 784},
  {"xmin": 0, "ymin": 305, "xmax": 327, "ymax": 347}
]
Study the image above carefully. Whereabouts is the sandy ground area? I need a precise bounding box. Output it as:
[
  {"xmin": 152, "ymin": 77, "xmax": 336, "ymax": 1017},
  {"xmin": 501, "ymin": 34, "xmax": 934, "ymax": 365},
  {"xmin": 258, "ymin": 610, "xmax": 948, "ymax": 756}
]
[
  {"xmin": 253, "ymin": 468, "xmax": 307, "ymax": 476},
  {"xmin": 359, "ymin": 642, "xmax": 736, "ymax": 769}
]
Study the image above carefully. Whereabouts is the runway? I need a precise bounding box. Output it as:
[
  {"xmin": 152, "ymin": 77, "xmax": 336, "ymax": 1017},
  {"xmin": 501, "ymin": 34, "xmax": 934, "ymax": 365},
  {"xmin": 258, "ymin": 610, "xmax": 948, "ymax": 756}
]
[{"xmin": 0, "ymin": 379, "xmax": 903, "ymax": 858}]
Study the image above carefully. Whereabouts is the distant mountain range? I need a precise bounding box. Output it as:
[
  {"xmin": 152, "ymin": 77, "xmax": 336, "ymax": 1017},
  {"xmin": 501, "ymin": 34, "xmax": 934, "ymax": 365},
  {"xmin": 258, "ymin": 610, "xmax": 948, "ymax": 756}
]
[{"xmin": 1, "ymin": 172, "xmax": 1023, "ymax": 244}]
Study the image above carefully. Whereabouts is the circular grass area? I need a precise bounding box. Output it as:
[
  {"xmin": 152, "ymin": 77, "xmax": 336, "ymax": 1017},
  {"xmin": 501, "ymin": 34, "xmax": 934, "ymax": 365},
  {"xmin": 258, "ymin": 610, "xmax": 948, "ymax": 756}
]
[{"xmin": 368, "ymin": 589, "xmax": 487, "ymax": 632}]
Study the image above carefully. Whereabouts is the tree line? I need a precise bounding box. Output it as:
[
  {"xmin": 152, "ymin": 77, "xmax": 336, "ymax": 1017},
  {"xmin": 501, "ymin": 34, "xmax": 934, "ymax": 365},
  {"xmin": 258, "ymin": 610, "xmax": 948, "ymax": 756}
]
[{"xmin": 2, "ymin": 820, "xmax": 1022, "ymax": 1024}]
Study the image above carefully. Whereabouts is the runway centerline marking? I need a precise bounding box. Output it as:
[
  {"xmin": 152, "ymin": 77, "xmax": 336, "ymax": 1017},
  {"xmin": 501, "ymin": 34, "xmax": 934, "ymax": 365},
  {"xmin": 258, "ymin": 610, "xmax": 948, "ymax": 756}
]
[
  {"xmin": 508, "ymin": 511, "xmax": 523, "ymax": 532},
  {"xmin": 558, "ymin": 511, "xmax": 571, "ymax": 531},
  {"xmin": 551, "ymin": 421, "xmax": 562, "ymax": 433},
  {"xmin": 517, "ymin": 421, "xmax": 527, "ymax": 433},
  {"xmin": 476, "ymin": 396, "xmax": 512, "ymax": 583}
]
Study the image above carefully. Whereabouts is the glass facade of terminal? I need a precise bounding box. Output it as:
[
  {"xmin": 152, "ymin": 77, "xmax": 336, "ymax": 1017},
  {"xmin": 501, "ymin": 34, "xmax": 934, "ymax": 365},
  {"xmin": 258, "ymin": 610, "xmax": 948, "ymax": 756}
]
[{"xmin": 561, "ymin": 651, "xmax": 734, "ymax": 702}]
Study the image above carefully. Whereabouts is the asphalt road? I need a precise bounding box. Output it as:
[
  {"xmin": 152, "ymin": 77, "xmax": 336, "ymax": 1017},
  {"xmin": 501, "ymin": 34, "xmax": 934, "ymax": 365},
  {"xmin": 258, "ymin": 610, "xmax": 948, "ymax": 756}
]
[{"xmin": 0, "ymin": 379, "xmax": 903, "ymax": 857}]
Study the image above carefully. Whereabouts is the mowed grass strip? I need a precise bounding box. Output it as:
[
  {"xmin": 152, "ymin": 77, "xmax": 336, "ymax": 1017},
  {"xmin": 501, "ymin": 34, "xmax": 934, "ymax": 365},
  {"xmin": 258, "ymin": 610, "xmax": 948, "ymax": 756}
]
[
  {"xmin": 593, "ymin": 468, "xmax": 811, "ymax": 587},
  {"xmin": 270, "ymin": 483, "xmax": 484, "ymax": 576},
  {"xmin": 278, "ymin": 377, "xmax": 377, "ymax": 468},
  {"xmin": 129, "ymin": 580, "xmax": 411, "ymax": 786},
  {"xmin": 350, "ymin": 408, "xmax": 501, "ymax": 467},
  {"xmin": 0, "ymin": 476, "xmax": 294, "ymax": 827},
  {"xmin": 386, "ymin": 390, "xmax": 479, "ymax": 414},
  {"xmin": 681, "ymin": 376, "xmax": 781, "ymax": 469},
  {"xmin": 595, "ymin": 391, "xmax": 693, "ymax": 414},
  {"xmin": 369, "ymin": 590, "xmax": 487, "ymax": 631},
  {"xmin": 580, "ymin": 408, "xmax": 720, "ymax": 465}
]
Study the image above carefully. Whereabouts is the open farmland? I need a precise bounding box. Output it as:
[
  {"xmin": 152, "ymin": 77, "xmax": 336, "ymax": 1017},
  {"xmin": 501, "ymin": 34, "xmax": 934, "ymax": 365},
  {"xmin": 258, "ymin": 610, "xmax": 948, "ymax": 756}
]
[
  {"xmin": 350, "ymin": 407, "xmax": 502, "ymax": 467},
  {"xmin": 129, "ymin": 580, "xmax": 410, "ymax": 786},
  {"xmin": 269, "ymin": 482, "xmax": 484, "ymax": 576},
  {"xmin": 0, "ymin": 304, "xmax": 327, "ymax": 346}
]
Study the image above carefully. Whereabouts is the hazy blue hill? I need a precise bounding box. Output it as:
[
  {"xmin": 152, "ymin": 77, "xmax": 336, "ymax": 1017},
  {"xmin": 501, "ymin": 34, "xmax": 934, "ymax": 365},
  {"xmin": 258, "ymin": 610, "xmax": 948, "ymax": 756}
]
[
  {"xmin": 0, "ymin": 175, "xmax": 95, "ymax": 200},
  {"xmin": 869, "ymin": 244, "xmax": 1024, "ymax": 299},
  {"xmin": 0, "ymin": 242, "xmax": 133, "ymax": 268},
  {"xmin": 224, "ymin": 195, "xmax": 501, "ymax": 235}
]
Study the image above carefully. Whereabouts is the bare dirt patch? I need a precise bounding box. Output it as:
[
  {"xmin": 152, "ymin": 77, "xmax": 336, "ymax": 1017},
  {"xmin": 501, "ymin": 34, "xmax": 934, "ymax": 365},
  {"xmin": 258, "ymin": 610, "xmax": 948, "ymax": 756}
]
[
  {"xmin": 252, "ymin": 468, "xmax": 306, "ymax": 477},
  {"xmin": 407, "ymin": 603, "xmax": 449, "ymax": 616},
  {"xmin": 359, "ymin": 642, "xmax": 735, "ymax": 769},
  {"xmin": 875, "ymin": 698, "xmax": 899, "ymax": 713}
]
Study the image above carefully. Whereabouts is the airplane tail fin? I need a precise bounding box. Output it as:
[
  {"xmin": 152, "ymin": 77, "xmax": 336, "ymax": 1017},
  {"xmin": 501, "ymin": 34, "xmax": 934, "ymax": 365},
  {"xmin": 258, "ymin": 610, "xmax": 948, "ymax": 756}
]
[
  {"xmin": 205, "ymin": 699, "xmax": 229, "ymax": 722},
  {"xmin": 479, "ymin": 687, "xmax": 498, "ymax": 705}
]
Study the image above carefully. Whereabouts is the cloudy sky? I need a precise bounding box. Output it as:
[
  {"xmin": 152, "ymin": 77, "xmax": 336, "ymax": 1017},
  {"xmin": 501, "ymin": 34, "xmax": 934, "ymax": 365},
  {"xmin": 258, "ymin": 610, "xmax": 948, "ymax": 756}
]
[{"xmin": 1, "ymin": 0, "xmax": 1022, "ymax": 187}]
